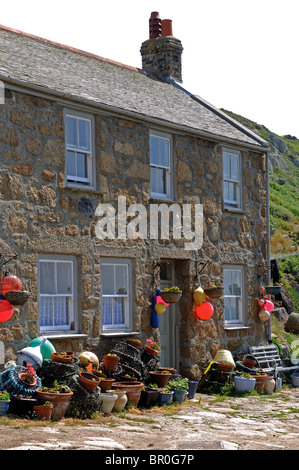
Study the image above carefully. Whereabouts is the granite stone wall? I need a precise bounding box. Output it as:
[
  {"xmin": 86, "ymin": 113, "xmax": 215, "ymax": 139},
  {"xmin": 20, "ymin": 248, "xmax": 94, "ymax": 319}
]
[{"xmin": 0, "ymin": 88, "xmax": 268, "ymax": 378}]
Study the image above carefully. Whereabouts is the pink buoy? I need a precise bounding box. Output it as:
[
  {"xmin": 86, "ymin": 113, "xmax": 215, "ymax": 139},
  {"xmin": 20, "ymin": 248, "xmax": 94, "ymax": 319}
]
[{"xmin": 156, "ymin": 295, "xmax": 169, "ymax": 307}]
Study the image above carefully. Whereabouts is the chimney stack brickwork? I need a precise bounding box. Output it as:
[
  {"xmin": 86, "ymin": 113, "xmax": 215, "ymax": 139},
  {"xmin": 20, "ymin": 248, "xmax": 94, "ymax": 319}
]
[{"xmin": 141, "ymin": 12, "xmax": 183, "ymax": 82}]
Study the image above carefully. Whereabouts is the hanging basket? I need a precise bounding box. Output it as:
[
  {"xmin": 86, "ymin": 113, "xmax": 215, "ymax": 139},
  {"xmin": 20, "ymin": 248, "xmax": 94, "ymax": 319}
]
[
  {"xmin": 160, "ymin": 290, "xmax": 182, "ymax": 303},
  {"xmin": 265, "ymin": 286, "xmax": 282, "ymax": 295},
  {"xmin": 4, "ymin": 290, "xmax": 31, "ymax": 306},
  {"xmin": 204, "ymin": 286, "xmax": 223, "ymax": 299}
]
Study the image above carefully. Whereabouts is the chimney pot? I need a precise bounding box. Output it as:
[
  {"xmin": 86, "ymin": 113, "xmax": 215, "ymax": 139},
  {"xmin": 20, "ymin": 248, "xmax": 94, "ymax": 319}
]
[
  {"xmin": 149, "ymin": 11, "xmax": 162, "ymax": 39},
  {"xmin": 161, "ymin": 19, "xmax": 173, "ymax": 36}
]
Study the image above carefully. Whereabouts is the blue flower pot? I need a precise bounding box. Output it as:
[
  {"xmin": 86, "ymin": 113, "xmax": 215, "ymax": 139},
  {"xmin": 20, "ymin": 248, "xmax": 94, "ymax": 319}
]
[
  {"xmin": 187, "ymin": 381, "xmax": 199, "ymax": 399},
  {"xmin": 172, "ymin": 389, "xmax": 186, "ymax": 404},
  {"xmin": 158, "ymin": 391, "xmax": 173, "ymax": 406},
  {"xmin": 0, "ymin": 400, "xmax": 10, "ymax": 416}
]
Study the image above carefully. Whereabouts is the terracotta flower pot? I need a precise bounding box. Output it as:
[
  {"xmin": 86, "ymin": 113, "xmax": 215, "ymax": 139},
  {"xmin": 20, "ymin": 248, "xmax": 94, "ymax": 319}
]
[
  {"xmin": 145, "ymin": 345, "xmax": 158, "ymax": 356},
  {"xmin": 249, "ymin": 374, "xmax": 267, "ymax": 394},
  {"xmin": 78, "ymin": 371, "xmax": 100, "ymax": 393},
  {"xmin": 126, "ymin": 339, "xmax": 142, "ymax": 349},
  {"xmin": 19, "ymin": 372, "xmax": 37, "ymax": 387},
  {"xmin": 149, "ymin": 371, "xmax": 171, "ymax": 388},
  {"xmin": 103, "ymin": 355, "xmax": 120, "ymax": 371},
  {"xmin": 33, "ymin": 403, "xmax": 53, "ymax": 420},
  {"xmin": 51, "ymin": 352, "xmax": 73, "ymax": 364},
  {"xmin": 35, "ymin": 389, "xmax": 73, "ymax": 421},
  {"xmin": 242, "ymin": 358, "xmax": 256, "ymax": 369},
  {"xmin": 112, "ymin": 381, "xmax": 144, "ymax": 407},
  {"xmin": 98, "ymin": 378, "xmax": 115, "ymax": 393}
]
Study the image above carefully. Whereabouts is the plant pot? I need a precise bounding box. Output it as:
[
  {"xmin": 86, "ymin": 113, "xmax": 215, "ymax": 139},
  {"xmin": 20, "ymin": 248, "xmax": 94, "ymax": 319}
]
[
  {"xmin": 107, "ymin": 389, "xmax": 128, "ymax": 412},
  {"xmin": 149, "ymin": 371, "xmax": 171, "ymax": 388},
  {"xmin": 204, "ymin": 287, "xmax": 224, "ymax": 299},
  {"xmin": 158, "ymin": 367, "xmax": 176, "ymax": 374},
  {"xmin": 18, "ymin": 372, "xmax": 37, "ymax": 388},
  {"xmin": 242, "ymin": 358, "xmax": 257, "ymax": 369},
  {"xmin": 187, "ymin": 381, "xmax": 199, "ymax": 399},
  {"xmin": 51, "ymin": 352, "xmax": 73, "ymax": 364},
  {"xmin": 145, "ymin": 345, "xmax": 158, "ymax": 356},
  {"xmin": 234, "ymin": 376, "xmax": 256, "ymax": 393},
  {"xmin": 139, "ymin": 388, "xmax": 160, "ymax": 408},
  {"xmin": 103, "ymin": 355, "xmax": 120, "ymax": 371},
  {"xmin": 216, "ymin": 362, "xmax": 234, "ymax": 372},
  {"xmin": 0, "ymin": 400, "xmax": 10, "ymax": 416},
  {"xmin": 99, "ymin": 393, "xmax": 118, "ymax": 415},
  {"xmin": 120, "ymin": 376, "xmax": 137, "ymax": 382},
  {"xmin": 112, "ymin": 381, "xmax": 144, "ymax": 407},
  {"xmin": 125, "ymin": 339, "xmax": 142, "ymax": 349},
  {"xmin": 290, "ymin": 372, "xmax": 299, "ymax": 388},
  {"xmin": 35, "ymin": 389, "xmax": 73, "ymax": 421},
  {"xmin": 78, "ymin": 371, "xmax": 100, "ymax": 393},
  {"xmin": 160, "ymin": 291, "xmax": 182, "ymax": 304},
  {"xmin": 264, "ymin": 376, "xmax": 276, "ymax": 394},
  {"xmin": 9, "ymin": 395, "xmax": 38, "ymax": 417},
  {"xmin": 158, "ymin": 391, "xmax": 174, "ymax": 406},
  {"xmin": 33, "ymin": 404, "xmax": 53, "ymax": 420},
  {"xmin": 172, "ymin": 389, "xmax": 186, "ymax": 404},
  {"xmin": 249, "ymin": 374, "xmax": 267, "ymax": 394},
  {"xmin": 98, "ymin": 378, "xmax": 115, "ymax": 393},
  {"xmin": 265, "ymin": 286, "xmax": 282, "ymax": 295}
]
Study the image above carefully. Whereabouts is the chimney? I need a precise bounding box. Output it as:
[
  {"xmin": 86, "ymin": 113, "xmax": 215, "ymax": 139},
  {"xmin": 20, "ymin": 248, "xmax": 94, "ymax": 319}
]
[{"xmin": 140, "ymin": 12, "xmax": 183, "ymax": 83}]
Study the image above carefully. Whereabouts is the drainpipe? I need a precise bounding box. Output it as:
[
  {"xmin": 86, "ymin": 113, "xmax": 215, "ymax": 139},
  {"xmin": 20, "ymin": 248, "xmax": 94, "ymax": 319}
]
[{"xmin": 266, "ymin": 149, "xmax": 271, "ymax": 341}]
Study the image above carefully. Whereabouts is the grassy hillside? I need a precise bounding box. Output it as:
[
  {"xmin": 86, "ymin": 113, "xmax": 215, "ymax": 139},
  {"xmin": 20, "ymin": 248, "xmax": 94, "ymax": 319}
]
[{"xmin": 222, "ymin": 109, "xmax": 299, "ymax": 256}]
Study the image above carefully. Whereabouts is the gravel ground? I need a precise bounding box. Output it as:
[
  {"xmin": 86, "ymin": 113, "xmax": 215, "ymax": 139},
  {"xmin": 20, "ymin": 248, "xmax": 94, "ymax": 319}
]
[{"xmin": 0, "ymin": 387, "xmax": 298, "ymax": 454}]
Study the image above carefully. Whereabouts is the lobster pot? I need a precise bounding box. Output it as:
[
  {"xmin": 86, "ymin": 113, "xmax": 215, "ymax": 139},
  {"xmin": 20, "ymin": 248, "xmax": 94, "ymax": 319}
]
[{"xmin": 0, "ymin": 367, "xmax": 41, "ymax": 397}]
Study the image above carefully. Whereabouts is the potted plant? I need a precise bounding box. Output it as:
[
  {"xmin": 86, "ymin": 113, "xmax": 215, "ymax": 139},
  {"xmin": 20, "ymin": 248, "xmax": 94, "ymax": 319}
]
[
  {"xmin": 265, "ymin": 283, "xmax": 282, "ymax": 295},
  {"xmin": 168, "ymin": 378, "xmax": 188, "ymax": 404},
  {"xmin": 98, "ymin": 377, "xmax": 115, "ymax": 392},
  {"xmin": 145, "ymin": 339, "xmax": 159, "ymax": 356},
  {"xmin": 18, "ymin": 363, "xmax": 37, "ymax": 387},
  {"xmin": 99, "ymin": 393, "xmax": 118, "ymax": 415},
  {"xmin": 78, "ymin": 371, "xmax": 101, "ymax": 393},
  {"xmin": 187, "ymin": 380, "xmax": 199, "ymax": 399},
  {"xmin": 158, "ymin": 388, "xmax": 174, "ymax": 406},
  {"xmin": 149, "ymin": 370, "xmax": 171, "ymax": 388},
  {"xmin": 160, "ymin": 286, "xmax": 182, "ymax": 304},
  {"xmin": 106, "ymin": 389, "xmax": 128, "ymax": 412},
  {"xmin": 0, "ymin": 390, "xmax": 10, "ymax": 416},
  {"xmin": 139, "ymin": 385, "xmax": 160, "ymax": 408},
  {"xmin": 35, "ymin": 381, "xmax": 73, "ymax": 421},
  {"xmin": 51, "ymin": 351, "xmax": 74, "ymax": 364},
  {"xmin": 233, "ymin": 372, "xmax": 256, "ymax": 393},
  {"xmin": 103, "ymin": 354, "xmax": 120, "ymax": 371},
  {"xmin": 33, "ymin": 401, "xmax": 53, "ymax": 420},
  {"xmin": 249, "ymin": 370, "xmax": 267, "ymax": 394},
  {"xmin": 125, "ymin": 338, "xmax": 142, "ymax": 349},
  {"xmin": 10, "ymin": 394, "xmax": 38, "ymax": 417},
  {"xmin": 111, "ymin": 381, "xmax": 144, "ymax": 407}
]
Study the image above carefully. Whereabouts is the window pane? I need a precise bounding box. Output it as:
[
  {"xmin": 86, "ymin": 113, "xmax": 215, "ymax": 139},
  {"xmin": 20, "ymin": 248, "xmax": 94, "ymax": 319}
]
[
  {"xmin": 103, "ymin": 297, "xmax": 112, "ymax": 325},
  {"xmin": 160, "ymin": 138, "xmax": 169, "ymax": 167},
  {"xmin": 66, "ymin": 116, "xmax": 77, "ymax": 149},
  {"xmin": 78, "ymin": 119, "xmax": 90, "ymax": 152},
  {"xmin": 150, "ymin": 136, "xmax": 159, "ymax": 165},
  {"xmin": 232, "ymin": 270, "xmax": 241, "ymax": 295},
  {"xmin": 230, "ymin": 154, "xmax": 239, "ymax": 180},
  {"xmin": 54, "ymin": 297, "xmax": 69, "ymax": 326},
  {"xmin": 223, "ymin": 153, "xmax": 230, "ymax": 179},
  {"xmin": 157, "ymin": 167, "xmax": 166, "ymax": 194},
  {"xmin": 228, "ymin": 182, "xmax": 237, "ymax": 203},
  {"xmin": 77, "ymin": 152, "xmax": 87, "ymax": 179},
  {"xmin": 57, "ymin": 262, "xmax": 73, "ymax": 295},
  {"xmin": 113, "ymin": 298, "xmax": 125, "ymax": 324},
  {"xmin": 40, "ymin": 262, "xmax": 55, "ymax": 294},
  {"xmin": 150, "ymin": 166, "xmax": 157, "ymax": 193},
  {"xmin": 223, "ymin": 181, "xmax": 229, "ymax": 201},
  {"xmin": 67, "ymin": 150, "xmax": 76, "ymax": 177},
  {"xmin": 40, "ymin": 296, "xmax": 53, "ymax": 326},
  {"xmin": 116, "ymin": 265, "xmax": 128, "ymax": 294},
  {"xmin": 224, "ymin": 297, "xmax": 230, "ymax": 321},
  {"xmin": 102, "ymin": 265, "xmax": 114, "ymax": 295},
  {"xmin": 223, "ymin": 270, "xmax": 231, "ymax": 295},
  {"xmin": 230, "ymin": 297, "xmax": 238, "ymax": 320}
]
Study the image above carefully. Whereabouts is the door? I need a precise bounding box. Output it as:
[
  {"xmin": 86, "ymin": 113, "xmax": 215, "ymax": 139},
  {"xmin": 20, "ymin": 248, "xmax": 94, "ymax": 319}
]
[{"xmin": 159, "ymin": 261, "xmax": 179, "ymax": 371}]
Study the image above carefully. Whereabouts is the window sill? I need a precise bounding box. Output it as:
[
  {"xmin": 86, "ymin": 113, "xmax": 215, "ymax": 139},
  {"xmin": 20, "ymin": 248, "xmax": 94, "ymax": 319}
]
[
  {"xmin": 224, "ymin": 325, "xmax": 250, "ymax": 330},
  {"xmin": 42, "ymin": 333, "xmax": 88, "ymax": 340},
  {"xmin": 223, "ymin": 207, "xmax": 247, "ymax": 215},
  {"xmin": 100, "ymin": 331, "xmax": 139, "ymax": 338}
]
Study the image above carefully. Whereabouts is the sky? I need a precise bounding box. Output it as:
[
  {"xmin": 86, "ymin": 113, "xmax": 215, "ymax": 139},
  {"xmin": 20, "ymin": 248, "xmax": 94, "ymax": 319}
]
[{"xmin": 1, "ymin": 0, "xmax": 298, "ymax": 137}]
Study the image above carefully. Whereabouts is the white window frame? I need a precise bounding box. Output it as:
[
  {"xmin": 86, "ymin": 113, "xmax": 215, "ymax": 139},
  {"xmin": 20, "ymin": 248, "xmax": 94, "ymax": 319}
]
[
  {"xmin": 150, "ymin": 130, "xmax": 173, "ymax": 200},
  {"xmin": 38, "ymin": 255, "xmax": 77, "ymax": 333},
  {"xmin": 64, "ymin": 109, "xmax": 95, "ymax": 189},
  {"xmin": 223, "ymin": 265, "xmax": 245, "ymax": 326},
  {"xmin": 222, "ymin": 148, "xmax": 242, "ymax": 209},
  {"xmin": 100, "ymin": 258, "xmax": 133, "ymax": 333}
]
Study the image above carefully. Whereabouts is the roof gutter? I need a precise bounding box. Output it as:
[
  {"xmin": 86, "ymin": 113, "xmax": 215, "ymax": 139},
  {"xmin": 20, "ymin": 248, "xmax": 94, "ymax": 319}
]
[{"xmin": 1, "ymin": 75, "xmax": 269, "ymax": 153}]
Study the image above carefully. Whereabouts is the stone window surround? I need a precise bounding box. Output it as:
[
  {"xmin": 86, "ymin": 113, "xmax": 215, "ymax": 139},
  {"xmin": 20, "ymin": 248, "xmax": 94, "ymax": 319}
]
[
  {"xmin": 223, "ymin": 264, "xmax": 246, "ymax": 327},
  {"xmin": 149, "ymin": 129, "xmax": 173, "ymax": 201}
]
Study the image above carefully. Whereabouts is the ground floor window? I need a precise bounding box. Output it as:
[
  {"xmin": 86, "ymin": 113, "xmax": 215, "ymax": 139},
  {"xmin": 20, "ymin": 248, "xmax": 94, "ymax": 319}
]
[
  {"xmin": 38, "ymin": 255, "xmax": 76, "ymax": 332},
  {"xmin": 100, "ymin": 258, "xmax": 132, "ymax": 333},
  {"xmin": 223, "ymin": 265, "xmax": 245, "ymax": 325}
]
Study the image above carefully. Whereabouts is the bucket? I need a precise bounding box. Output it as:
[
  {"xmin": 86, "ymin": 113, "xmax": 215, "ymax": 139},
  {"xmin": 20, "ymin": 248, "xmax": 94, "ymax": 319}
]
[{"xmin": 290, "ymin": 372, "xmax": 299, "ymax": 388}]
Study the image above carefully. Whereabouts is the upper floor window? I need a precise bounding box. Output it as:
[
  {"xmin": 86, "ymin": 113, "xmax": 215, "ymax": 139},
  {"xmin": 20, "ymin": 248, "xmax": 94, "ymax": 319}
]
[
  {"xmin": 223, "ymin": 265, "xmax": 245, "ymax": 325},
  {"xmin": 100, "ymin": 258, "xmax": 133, "ymax": 333},
  {"xmin": 223, "ymin": 148, "xmax": 241, "ymax": 209},
  {"xmin": 38, "ymin": 255, "xmax": 77, "ymax": 333},
  {"xmin": 150, "ymin": 130, "xmax": 173, "ymax": 199},
  {"xmin": 64, "ymin": 109, "xmax": 95, "ymax": 188}
]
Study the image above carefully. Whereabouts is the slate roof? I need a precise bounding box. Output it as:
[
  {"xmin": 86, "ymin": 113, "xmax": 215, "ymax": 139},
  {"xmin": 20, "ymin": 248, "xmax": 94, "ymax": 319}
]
[{"xmin": 0, "ymin": 25, "xmax": 268, "ymax": 150}]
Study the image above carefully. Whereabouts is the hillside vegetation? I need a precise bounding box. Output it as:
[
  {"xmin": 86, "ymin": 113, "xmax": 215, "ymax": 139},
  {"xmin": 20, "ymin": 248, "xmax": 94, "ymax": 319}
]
[{"xmin": 222, "ymin": 109, "xmax": 299, "ymax": 256}]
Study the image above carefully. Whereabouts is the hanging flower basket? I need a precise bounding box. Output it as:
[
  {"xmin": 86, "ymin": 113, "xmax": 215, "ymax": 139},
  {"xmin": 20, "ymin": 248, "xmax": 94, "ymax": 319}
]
[
  {"xmin": 4, "ymin": 290, "xmax": 31, "ymax": 306},
  {"xmin": 265, "ymin": 285, "xmax": 282, "ymax": 295},
  {"xmin": 204, "ymin": 286, "xmax": 224, "ymax": 299},
  {"xmin": 160, "ymin": 288, "xmax": 182, "ymax": 304}
]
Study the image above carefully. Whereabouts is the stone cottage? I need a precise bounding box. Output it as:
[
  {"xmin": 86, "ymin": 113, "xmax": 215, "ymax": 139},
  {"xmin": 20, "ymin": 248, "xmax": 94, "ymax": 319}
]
[{"xmin": 0, "ymin": 13, "xmax": 270, "ymax": 379}]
